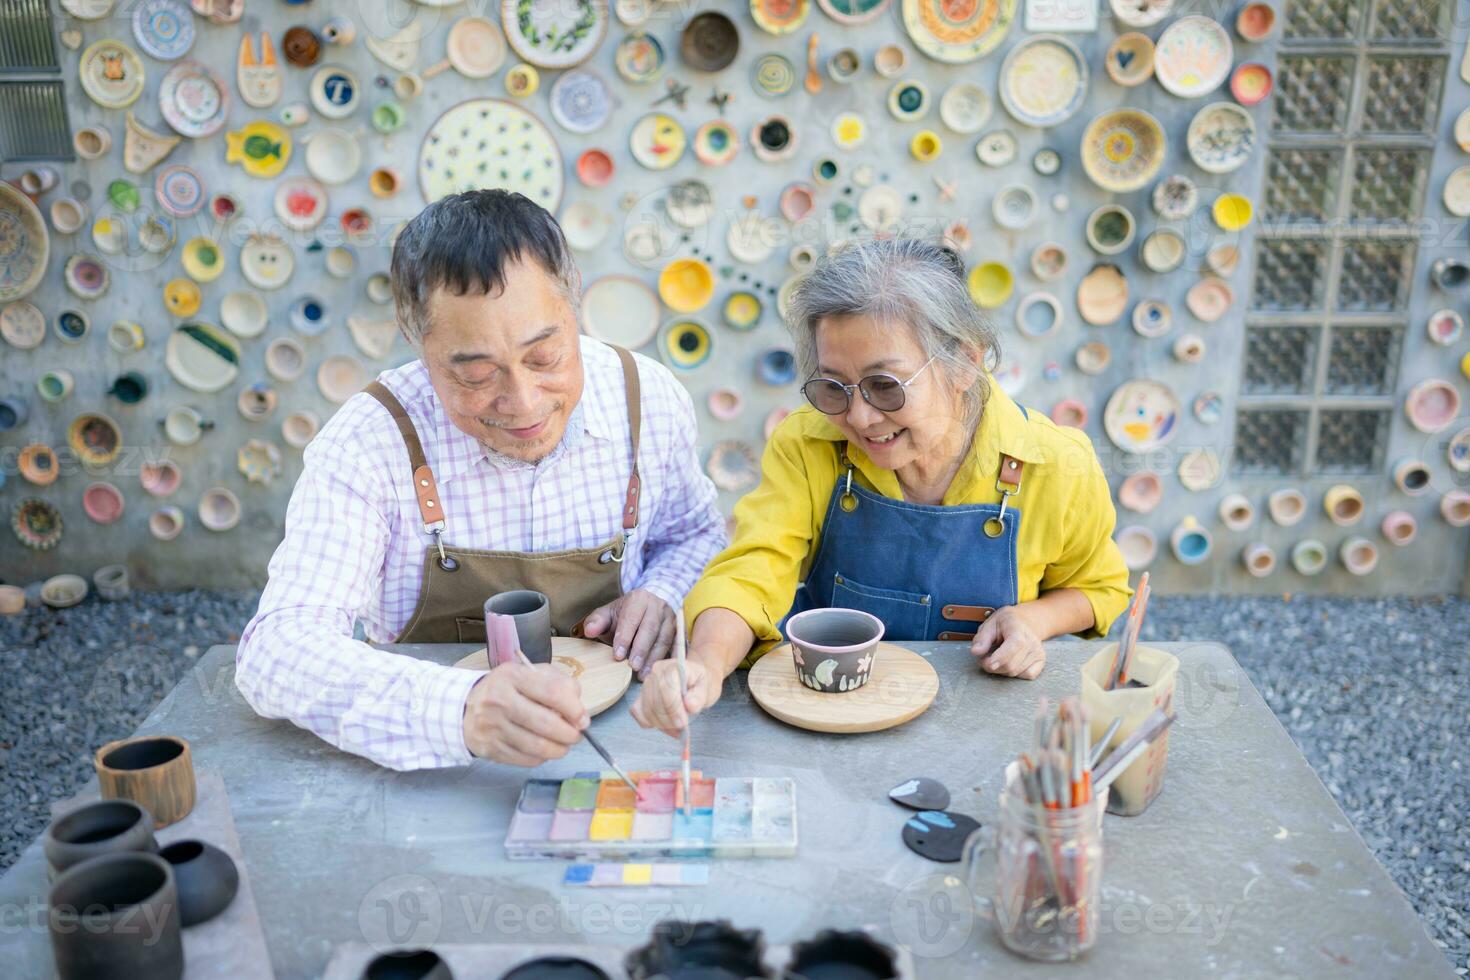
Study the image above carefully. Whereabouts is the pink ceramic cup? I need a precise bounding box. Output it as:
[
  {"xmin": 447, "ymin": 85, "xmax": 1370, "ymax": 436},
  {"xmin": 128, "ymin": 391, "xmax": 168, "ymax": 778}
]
[{"xmin": 785, "ymin": 608, "xmax": 884, "ymax": 694}]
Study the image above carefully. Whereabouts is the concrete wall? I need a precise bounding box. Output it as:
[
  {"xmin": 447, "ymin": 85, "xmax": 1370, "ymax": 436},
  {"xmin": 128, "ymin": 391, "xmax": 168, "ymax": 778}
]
[{"xmin": 1, "ymin": 0, "xmax": 1467, "ymax": 593}]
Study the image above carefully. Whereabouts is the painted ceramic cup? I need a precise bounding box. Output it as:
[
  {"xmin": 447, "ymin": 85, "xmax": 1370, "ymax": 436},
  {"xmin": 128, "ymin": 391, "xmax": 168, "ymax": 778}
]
[
  {"xmin": 38, "ymin": 370, "xmax": 75, "ymax": 402},
  {"xmin": 1218, "ymin": 493, "xmax": 1255, "ymax": 531},
  {"xmin": 1381, "ymin": 511, "xmax": 1417, "ymax": 547},
  {"xmin": 1393, "ymin": 459, "xmax": 1432, "ymax": 496},
  {"xmin": 1323, "ymin": 484, "xmax": 1365, "ymax": 526},
  {"xmin": 43, "ymin": 800, "xmax": 158, "ymax": 878},
  {"xmin": 785, "ymin": 607, "xmax": 885, "ymax": 693},
  {"xmin": 0, "ymin": 397, "xmax": 27, "ymax": 431},
  {"xmin": 1291, "ymin": 540, "xmax": 1329, "ymax": 576},
  {"xmin": 1441, "ymin": 490, "xmax": 1470, "ymax": 527},
  {"xmin": 1241, "ymin": 543, "xmax": 1276, "ymax": 578},
  {"xmin": 73, "ymin": 126, "xmax": 112, "ymax": 160},
  {"xmin": 484, "ymin": 590, "xmax": 553, "ymax": 664},
  {"xmin": 1169, "ymin": 516, "xmax": 1212, "ymax": 565},
  {"xmin": 48, "ymin": 852, "xmax": 183, "ymax": 980},
  {"xmin": 1267, "ymin": 488, "xmax": 1306, "ymax": 526},
  {"xmin": 1340, "ymin": 538, "xmax": 1379, "ymax": 576}
]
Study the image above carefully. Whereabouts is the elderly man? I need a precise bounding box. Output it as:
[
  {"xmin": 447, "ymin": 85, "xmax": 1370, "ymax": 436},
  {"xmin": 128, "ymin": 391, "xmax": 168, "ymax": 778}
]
[{"xmin": 237, "ymin": 190, "xmax": 725, "ymax": 771}]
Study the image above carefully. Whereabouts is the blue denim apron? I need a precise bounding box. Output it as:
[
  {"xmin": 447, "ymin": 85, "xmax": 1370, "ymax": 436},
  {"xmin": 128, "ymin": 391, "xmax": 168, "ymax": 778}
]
[{"xmin": 785, "ymin": 435, "xmax": 1027, "ymax": 642}]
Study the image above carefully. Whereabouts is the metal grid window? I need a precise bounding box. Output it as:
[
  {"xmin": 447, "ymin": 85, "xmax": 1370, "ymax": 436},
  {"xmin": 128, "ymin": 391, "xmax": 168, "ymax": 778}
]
[{"xmin": 1234, "ymin": 0, "xmax": 1448, "ymax": 476}]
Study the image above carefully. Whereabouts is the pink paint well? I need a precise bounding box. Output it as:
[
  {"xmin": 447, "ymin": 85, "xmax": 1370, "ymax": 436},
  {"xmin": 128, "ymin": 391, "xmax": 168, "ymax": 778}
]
[{"xmin": 636, "ymin": 779, "xmax": 676, "ymax": 813}]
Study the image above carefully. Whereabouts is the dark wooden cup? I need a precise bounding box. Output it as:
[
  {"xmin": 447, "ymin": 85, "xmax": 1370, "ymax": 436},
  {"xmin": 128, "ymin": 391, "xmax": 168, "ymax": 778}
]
[{"xmin": 94, "ymin": 735, "xmax": 196, "ymax": 828}]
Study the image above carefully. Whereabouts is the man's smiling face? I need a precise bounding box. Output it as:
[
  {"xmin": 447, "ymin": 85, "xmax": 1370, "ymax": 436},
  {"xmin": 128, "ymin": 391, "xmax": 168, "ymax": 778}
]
[{"xmin": 419, "ymin": 256, "xmax": 584, "ymax": 463}]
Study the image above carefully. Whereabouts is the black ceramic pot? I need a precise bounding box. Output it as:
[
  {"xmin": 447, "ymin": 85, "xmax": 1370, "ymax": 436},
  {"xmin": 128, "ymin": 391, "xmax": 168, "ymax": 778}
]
[
  {"xmin": 785, "ymin": 930, "xmax": 899, "ymax": 980},
  {"xmin": 500, "ymin": 956, "xmax": 610, "ymax": 979},
  {"xmin": 159, "ymin": 839, "xmax": 239, "ymax": 926},
  {"xmin": 48, "ymin": 851, "xmax": 183, "ymax": 980},
  {"xmin": 42, "ymin": 799, "xmax": 158, "ymax": 878},
  {"xmin": 363, "ymin": 948, "xmax": 454, "ymax": 980},
  {"xmin": 626, "ymin": 920, "xmax": 770, "ymax": 980}
]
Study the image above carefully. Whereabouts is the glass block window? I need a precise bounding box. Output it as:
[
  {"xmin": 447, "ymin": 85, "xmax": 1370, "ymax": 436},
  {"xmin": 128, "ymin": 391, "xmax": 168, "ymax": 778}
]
[
  {"xmin": 1368, "ymin": 0, "xmax": 1449, "ymax": 41},
  {"xmin": 1272, "ymin": 56, "xmax": 1356, "ymax": 134},
  {"xmin": 1360, "ymin": 56, "xmax": 1446, "ymax": 134},
  {"xmin": 1337, "ymin": 239, "xmax": 1414, "ymax": 312},
  {"xmin": 1233, "ymin": 409, "xmax": 1311, "ymax": 475},
  {"xmin": 1263, "ymin": 148, "xmax": 1341, "ymax": 224},
  {"xmin": 1348, "ymin": 148, "xmax": 1430, "ymax": 222},
  {"xmin": 1251, "ymin": 239, "xmax": 1329, "ymax": 312},
  {"xmin": 1244, "ymin": 326, "xmax": 1319, "ymax": 395},
  {"xmin": 1284, "ymin": 0, "xmax": 1365, "ymax": 40},
  {"xmin": 1315, "ymin": 409, "xmax": 1391, "ymax": 472},
  {"xmin": 1325, "ymin": 325, "xmax": 1401, "ymax": 395}
]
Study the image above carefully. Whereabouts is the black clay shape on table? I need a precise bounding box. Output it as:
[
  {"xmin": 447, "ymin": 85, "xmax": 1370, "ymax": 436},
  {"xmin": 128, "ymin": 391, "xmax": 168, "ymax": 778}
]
[
  {"xmin": 159, "ymin": 839, "xmax": 239, "ymax": 926},
  {"xmin": 43, "ymin": 799, "xmax": 158, "ymax": 877},
  {"xmin": 785, "ymin": 929, "xmax": 900, "ymax": 980},
  {"xmin": 500, "ymin": 956, "xmax": 611, "ymax": 979},
  {"xmin": 888, "ymin": 777, "xmax": 951, "ymax": 812},
  {"xmin": 363, "ymin": 948, "xmax": 454, "ymax": 980},
  {"xmin": 901, "ymin": 810, "xmax": 982, "ymax": 863},
  {"xmin": 48, "ymin": 852, "xmax": 183, "ymax": 980},
  {"xmin": 626, "ymin": 920, "xmax": 771, "ymax": 980}
]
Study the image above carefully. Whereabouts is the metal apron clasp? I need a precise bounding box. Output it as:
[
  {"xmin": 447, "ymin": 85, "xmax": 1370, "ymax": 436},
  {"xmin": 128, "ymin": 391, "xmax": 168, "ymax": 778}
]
[
  {"xmin": 429, "ymin": 526, "xmax": 458, "ymax": 571},
  {"xmin": 600, "ymin": 529, "xmax": 632, "ymax": 565},
  {"xmin": 839, "ymin": 467, "xmax": 858, "ymax": 513}
]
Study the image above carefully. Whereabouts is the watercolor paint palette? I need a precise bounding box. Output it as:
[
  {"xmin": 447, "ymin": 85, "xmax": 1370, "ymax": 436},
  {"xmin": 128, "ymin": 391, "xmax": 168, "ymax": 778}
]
[{"xmin": 506, "ymin": 770, "xmax": 797, "ymax": 860}]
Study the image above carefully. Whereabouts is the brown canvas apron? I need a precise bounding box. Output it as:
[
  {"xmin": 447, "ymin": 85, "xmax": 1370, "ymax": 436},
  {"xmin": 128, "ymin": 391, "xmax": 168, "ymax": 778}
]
[{"xmin": 365, "ymin": 346, "xmax": 644, "ymax": 644}]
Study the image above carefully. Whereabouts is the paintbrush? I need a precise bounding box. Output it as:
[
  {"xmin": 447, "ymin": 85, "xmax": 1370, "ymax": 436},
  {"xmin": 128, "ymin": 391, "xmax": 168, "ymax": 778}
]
[
  {"xmin": 1093, "ymin": 709, "xmax": 1174, "ymax": 790},
  {"xmin": 1088, "ymin": 716, "xmax": 1124, "ymax": 769},
  {"xmin": 510, "ymin": 647, "xmax": 638, "ymax": 794},
  {"xmin": 674, "ymin": 607, "xmax": 692, "ymax": 817}
]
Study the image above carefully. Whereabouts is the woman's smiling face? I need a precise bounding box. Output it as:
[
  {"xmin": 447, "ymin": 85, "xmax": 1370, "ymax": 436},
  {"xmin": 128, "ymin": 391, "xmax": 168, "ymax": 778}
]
[{"xmin": 812, "ymin": 313, "xmax": 970, "ymax": 471}]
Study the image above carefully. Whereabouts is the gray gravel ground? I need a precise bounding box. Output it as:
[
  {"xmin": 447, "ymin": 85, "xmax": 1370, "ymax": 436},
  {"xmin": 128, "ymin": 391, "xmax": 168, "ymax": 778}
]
[{"xmin": 0, "ymin": 591, "xmax": 1464, "ymax": 973}]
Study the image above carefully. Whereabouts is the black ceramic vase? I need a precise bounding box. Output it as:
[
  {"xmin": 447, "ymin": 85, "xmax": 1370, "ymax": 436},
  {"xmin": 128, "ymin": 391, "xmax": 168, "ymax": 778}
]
[
  {"xmin": 785, "ymin": 930, "xmax": 899, "ymax": 980},
  {"xmin": 500, "ymin": 956, "xmax": 610, "ymax": 979},
  {"xmin": 42, "ymin": 799, "xmax": 158, "ymax": 879},
  {"xmin": 159, "ymin": 839, "xmax": 239, "ymax": 926},
  {"xmin": 362, "ymin": 947, "xmax": 455, "ymax": 980},
  {"xmin": 626, "ymin": 920, "xmax": 771, "ymax": 980},
  {"xmin": 48, "ymin": 851, "xmax": 183, "ymax": 980}
]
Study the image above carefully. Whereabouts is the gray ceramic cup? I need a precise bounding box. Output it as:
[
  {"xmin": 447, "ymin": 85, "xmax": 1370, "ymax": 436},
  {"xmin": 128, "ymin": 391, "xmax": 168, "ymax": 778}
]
[
  {"xmin": 49, "ymin": 852, "xmax": 183, "ymax": 980},
  {"xmin": 42, "ymin": 799, "xmax": 158, "ymax": 880},
  {"xmin": 484, "ymin": 590, "xmax": 553, "ymax": 664},
  {"xmin": 785, "ymin": 607, "xmax": 885, "ymax": 693}
]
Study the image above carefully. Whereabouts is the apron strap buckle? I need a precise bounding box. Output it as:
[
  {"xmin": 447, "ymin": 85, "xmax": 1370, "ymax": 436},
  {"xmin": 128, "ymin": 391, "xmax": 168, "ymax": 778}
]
[
  {"xmin": 838, "ymin": 464, "xmax": 858, "ymax": 513},
  {"xmin": 431, "ymin": 527, "xmax": 458, "ymax": 571},
  {"xmin": 985, "ymin": 454, "xmax": 1025, "ymax": 538},
  {"xmin": 602, "ymin": 529, "xmax": 631, "ymax": 565}
]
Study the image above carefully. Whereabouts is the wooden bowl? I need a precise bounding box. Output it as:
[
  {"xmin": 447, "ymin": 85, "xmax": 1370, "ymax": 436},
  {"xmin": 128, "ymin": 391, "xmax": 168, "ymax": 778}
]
[{"xmin": 95, "ymin": 735, "xmax": 196, "ymax": 828}]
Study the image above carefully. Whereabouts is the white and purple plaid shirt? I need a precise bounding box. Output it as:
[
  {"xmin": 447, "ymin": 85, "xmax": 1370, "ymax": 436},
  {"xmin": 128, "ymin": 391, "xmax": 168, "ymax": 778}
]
[{"xmin": 236, "ymin": 338, "xmax": 726, "ymax": 770}]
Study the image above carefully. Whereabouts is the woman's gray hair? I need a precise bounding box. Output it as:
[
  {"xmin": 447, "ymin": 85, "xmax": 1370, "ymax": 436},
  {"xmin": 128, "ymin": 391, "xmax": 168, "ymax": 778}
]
[{"xmin": 784, "ymin": 237, "xmax": 1001, "ymax": 429}]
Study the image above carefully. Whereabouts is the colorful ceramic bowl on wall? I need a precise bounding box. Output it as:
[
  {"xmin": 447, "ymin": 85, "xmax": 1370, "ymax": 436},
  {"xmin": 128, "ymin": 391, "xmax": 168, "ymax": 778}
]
[
  {"xmin": 225, "ymin": 121, "xmax": 291, "ymax": 178},
  {"xmin": 154, "ymin": 164, "xmax": 205, "ymax": 217},
  {"xmin": 80, "ymin": 40, "xmax": 145, "ymax": 108},
  {"xmin": 18, "ymin": 444, "xmax": 60, "ymax": 486},
  {"xmin": 317, "ymin": 355, "xmax": 369, "ymax": 404},
  {"xmin": 1081, "ymin": 109, "xmax": 1165, "ymax": 192},
  {"xmin": 752, "ymin": 53, "xmax": 797, "ymax": 97},
  {"xmin": 1186, "ymin": 102, "xmax": 1255, "ymax": 174},
  {"xmin": 64, "ymin": 254, "xmax": 109, "ymax": 299},
  {"xmin": 722, "ymin": 291, "xmax": 763, "ymax": 330},
  {"xmin": 680, "ymin": 10, "xmax": 739, "ymax": 69},
  {"xmin": 0, "ymin": 185, "xmax": 49, "ymax": 302},
  {"xmin": 751, "ymin": 0, "xmax": 810, "ymax": 34},
  {"xmin": 659, "ymin": 317, "xmax": 713, "ymax": 370},
  {"xmin": 615, "ymin": 32, "xmax": 664, "ymax": 82},
  {"xmin": 658, "ymin": 259, "xmax": 715, "ymax": 313},
  {"xmin": 1110, "ymin": 0, "xmax": 1172, "ymax": 28},
  {"xmin": 1212, "ymin": 193, "xmax": 1254, "ymax": 230},
  {"xmin": 887, "ymin": 79, "xmax": 929, "ymax": 121},
  {"xmin": 999, "ymin": 34, "xmax": 1087, "ymax": 128},
  {"xmin": 68, "ymin": 413, "xmax": 123, "ymax": 466},
  {"xmin": 1077, "ymin": 263, "xmax": 1128, "ymax": 324},
  {"xmin": 181, "ymin": 237, "xmax": 225, "ymax": 282},
  {"xmin": 501, "ymin": 0, "xmax": 607, "ymax": 68},
  {"xmin": 305, "ymin": 127, "xmax": 362, "ymax": 185},
  {"xmin": 1230, "ymin": 63, "xmax": 1273, "ymax": 105},
  {"xmin": 1105, "ymin": 32, "xmax": 1154, "ymax": 86},
  {"xmin": 14, "ymin": 498, "xmax": 63, "ymax": 550},
  {"xmin": 629, "ymin": 112, "xmax": 686, "ymax": 170},
  {"xmin": 140, "ymin": 458, "xmax": 183, "ymax": 497},
  {"xmin": 1086, "ymin": 204, "xmax": 1135, "ymax": 254},
  {"xmin": 693, "ymin": 120, "xmax": 739, "ymax": 166},
  {"xmin": 967, "ymin": 262, "xmax": 1013, "ymax": 308},
  {"xmin": 166, "ymin": 323, "xmax": 240, "ymax": 393},
  {"xmin": 240, "ymin": 234, "xmax": 295, "ymax": 290}
]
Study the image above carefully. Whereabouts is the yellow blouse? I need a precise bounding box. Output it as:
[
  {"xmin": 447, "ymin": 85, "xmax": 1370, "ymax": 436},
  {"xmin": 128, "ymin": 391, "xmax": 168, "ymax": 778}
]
[{"xmin": 684, "ymin": 381, "xmax": 1133, "ymax": 664}]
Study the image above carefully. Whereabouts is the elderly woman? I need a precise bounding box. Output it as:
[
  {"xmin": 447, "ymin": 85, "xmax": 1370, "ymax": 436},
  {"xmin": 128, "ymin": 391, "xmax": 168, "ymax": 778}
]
[{"xmin": 632, "ymin": 238, "xmax": 1131, "ymax": 734}]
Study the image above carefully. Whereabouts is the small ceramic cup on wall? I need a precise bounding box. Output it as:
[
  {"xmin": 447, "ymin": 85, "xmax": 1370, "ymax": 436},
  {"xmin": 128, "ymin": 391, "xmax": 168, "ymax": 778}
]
[
  {"xmin": 1339, "ymin": 538, "xmax": 1379, "ymax": 576},
  {"xmin": 1267, "ymin": 488, "xmax": 1307, "ymax": 526},
  {"xmin": 1218, "ymin": 493, "xmax": 1255, "ymax": 531},
  {"xmin": 1392, "ymin": 459, "xmax": 1432, "ymax": 496},
  {"xmin": 1442, "ymin": 490, "xmax": 1470, "ymax": 527},
  {"xmin": 1323, "ymin": 485, "xmax": 1365, "ymax": 526},
  {"xmin": 1380, "ymin": 511, "xmax": 1417, "ymax": 547},
  {"xmin": 1241, "ymin": 543, "xmax": 1276, "ymax": 578},
  {"xmin": 1290, "ymin": 539, "xmax": 1329, "ymax": 576},
  {"xmin": 1170, "ymin": 516, "xmax": 1213, "ymax": 565},
  {"xmin": 94, "ymin": 735, "xmax": 197, "ymax": 828}
]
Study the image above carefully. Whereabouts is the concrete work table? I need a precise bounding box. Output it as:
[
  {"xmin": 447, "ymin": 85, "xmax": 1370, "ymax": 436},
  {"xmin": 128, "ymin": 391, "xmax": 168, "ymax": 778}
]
[{"xmin": 0, "ymin": 640, "xmax": 1453, "ymax": 978}]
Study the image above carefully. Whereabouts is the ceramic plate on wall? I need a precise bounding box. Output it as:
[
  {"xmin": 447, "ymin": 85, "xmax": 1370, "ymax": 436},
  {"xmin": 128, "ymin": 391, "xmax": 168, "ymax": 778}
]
[
  {"xmin": 159, "ymin": 60, "xmax": 229, "ymax": 138},
  {"xmin": 938, "ymin": 82, "xmax": 991, "ymax": 134},
  {"xmin": 165, "ymin": 322, "xmax": 240, "ymax": 393},
  {"xmin": 309, "ymin": 65, "xmax": 360, "ymax": 119},
  {"xmin": 274, "ymin": 177, "xmax": 328, "ymax": 231},
  {"xmin": 220, "ymin": 290, "xmax": 267, "ymax": 338},
  {"xmin": 240, "ymin": 234, "xmax": 295, "ymax": 290},
  {"xmin": 902, "ymin": 0, "xmax": 1017, "ymax": 63},
  {"xmin": 501, "ymin": 0, "xmax": 608, "ymax": 68},
  {"xmin": 317, "ymin": 355, "xmax": 369, "ymax": 404},
  {"xmin": 751, "ymin": 0, "xmax": 809, "ymax": 34},
  {"xmin": 1186, "ymin": 102, "xmax": 1255, "ymax": 174},
  {"xmin": 132, "ymin": 0, "xmax": 195, "ymax": 60},
  {"xmin": 629, "ymin": 112, "xmax": 686, "ymax": 170},
  {"xmin": 615, "ymin": 32, "xmax": 664, "ymax": 82},
  {"xmin": 1443, "ymin": 166, "xmax": 1470, "ymax": 217},
  {"xmin": 0, "ymin": 185, "xmax": 49, "ymax": 302},
  {"xmin": 549, "ymin": 70, "xmax": 613, "ymax": 133},
  {"xmin": 79, "ymin": 40, "xmax": 145, "ymax": 108},
  {"xmin": 154, "ymin": 164, "xmax": 205, "ymax": 217},
  {"xmin": 999, "ymin": 34, "xmax": 1087, "ymax": 128},
  {"xmin": 1104, "ymin": 379, "xmax": 1180, "ymax": 453},
  {"xmin": 420, "ymin": 99, "xmax": 563, "ymax": 207},
  {"xmin": 1081, "ymin": 108, "xmax": 1165, "ymax": 192},
  {"xmin": 561, "ymin": 202, "xmax": 613, "ymax": 251},
  {"xmin": 582, "ymin": 275, "xmax": 660, "ymax": 348},
  {"xmin": 817, "ymin": 0, "xmax": 891, "ymax": 24},
  {"xmin": 1, "ymin": 301, "xmax": 46, "ymax": 349},
  {"xmin": 752, "ymin": 53, "xmax": 796, "ymax": 97},
  {"xmin": 1154, "ymin": 15, "xmax": 1232, "ymax": 98}
]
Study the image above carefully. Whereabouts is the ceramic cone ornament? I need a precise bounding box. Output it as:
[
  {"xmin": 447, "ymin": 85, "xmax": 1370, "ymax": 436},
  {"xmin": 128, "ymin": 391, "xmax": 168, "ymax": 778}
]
[
  {"xmin": 347, "ymin": 315, "xmax": 398, "ymax": 360},
  {"xmin": 123, "ymin": 111, "xmax": 182, "ymax": 174},
  {"xmin": 367, "ymin": 24, "xmax": 421, "ymax": 73}
]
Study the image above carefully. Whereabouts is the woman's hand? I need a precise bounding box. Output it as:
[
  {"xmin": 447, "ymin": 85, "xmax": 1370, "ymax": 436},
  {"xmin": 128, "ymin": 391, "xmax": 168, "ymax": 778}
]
[
  {"xmin": 972, "ymin": 605, "xmax": 1046, "ymax": 680},
  {"xmin": 630, "ymin": 657, "xmax": 721, "ymax": 737}
]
